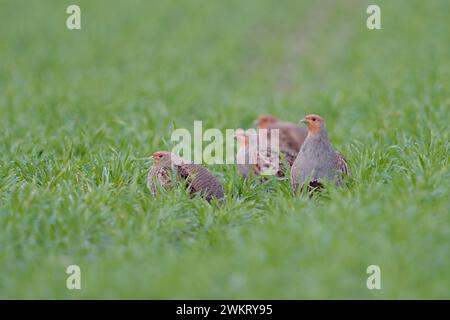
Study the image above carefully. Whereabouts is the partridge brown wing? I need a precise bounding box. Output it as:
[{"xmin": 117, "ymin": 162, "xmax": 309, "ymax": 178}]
[
  {"xmin": 267, "ymin": 123, "xmax": 308, "ymax": 153},
  {"xmin": 176, "ymin": 164, "xmax": 225, "ymax": 202}
]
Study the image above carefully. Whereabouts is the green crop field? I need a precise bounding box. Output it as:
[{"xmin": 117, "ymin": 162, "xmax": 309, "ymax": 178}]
[{"xmin": 0, "ymin": 0, "xmax": 449, "ymax": 299}]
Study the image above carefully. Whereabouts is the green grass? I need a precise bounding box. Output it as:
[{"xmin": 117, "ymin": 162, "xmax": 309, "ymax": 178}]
[{"xmin": 0, "ymin": 0, "xmax": 449, "ymax": 299}]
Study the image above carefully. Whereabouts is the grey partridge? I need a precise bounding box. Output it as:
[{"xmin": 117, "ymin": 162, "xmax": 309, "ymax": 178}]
[{"xmin": 291, "ymin": 115, "xmax": 350, "ymax": 193}]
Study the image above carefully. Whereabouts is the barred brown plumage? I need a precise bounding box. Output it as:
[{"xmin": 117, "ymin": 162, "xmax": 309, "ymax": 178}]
[{"xmin": 176, "ymin": 164, "xmax": 225, "ymax": 202}]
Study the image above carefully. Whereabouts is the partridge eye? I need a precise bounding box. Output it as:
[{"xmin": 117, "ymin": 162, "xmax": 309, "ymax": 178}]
[{"xmin": 312, "ymin": 118, "xmax": 316, "ymax": 121}]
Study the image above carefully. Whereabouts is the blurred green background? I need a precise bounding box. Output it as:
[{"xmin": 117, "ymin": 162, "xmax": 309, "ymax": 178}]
[{"xmin": 0, "ymin": 0, "xmax": 449, "ymax": 298}]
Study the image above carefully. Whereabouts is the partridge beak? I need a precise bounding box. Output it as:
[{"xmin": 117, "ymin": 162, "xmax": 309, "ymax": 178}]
[{"xmin": 300, "ymin": 118, "xmax": 308, "ymax": 124}]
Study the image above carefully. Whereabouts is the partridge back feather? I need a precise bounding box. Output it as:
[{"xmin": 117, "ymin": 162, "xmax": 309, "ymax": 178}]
[
  {"xmin": 176, "ymin": 163, "xmax": 225, "ymax": 202},
  {"xmin": 266, "ymin": 122, "xmax": 308, "ymax": 154}
]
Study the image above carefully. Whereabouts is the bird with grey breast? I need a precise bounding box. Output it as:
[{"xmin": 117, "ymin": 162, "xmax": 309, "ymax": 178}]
[
  {"xmin": 291, "ymin": 114, "xmax": 350, "ymax": 193},
  {"xmin": 147, "ymin": 151, "xmax": 224, "ymax": 202}
]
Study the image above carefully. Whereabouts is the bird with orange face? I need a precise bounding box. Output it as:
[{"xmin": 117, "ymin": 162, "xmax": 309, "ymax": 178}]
[
  {"xmin": 147, "ymin": 151, "xmax": 224, "ymax": 202},
  {"xmin": 256, "ymin": 114, "xmax": 308, "ymax": 155},
  {"xmin": 291, "ymin": 114, "xmax": 350, "ymax": 193}
]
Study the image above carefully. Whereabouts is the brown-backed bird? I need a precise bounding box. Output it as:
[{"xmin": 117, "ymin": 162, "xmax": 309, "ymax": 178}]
[
  {"xmin": 147, "ymin": 151, "xmax": 224, "ymax": 202},
  {"xmin": 256, "ymin": 114, "xmax": 308, "ymax": 154}
]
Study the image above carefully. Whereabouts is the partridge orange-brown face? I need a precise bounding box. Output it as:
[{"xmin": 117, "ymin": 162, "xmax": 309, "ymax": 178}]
[
  {"xmin": 301, "ymin": 114, "xmax": 324, "ymax": 135},
  {"xmin": 257, "ymin": 115, "xmax": 278, "ymax": 129},
  {"xmin": 152, "ymin": 151, "xmax": 171, "ymax": 164}
]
